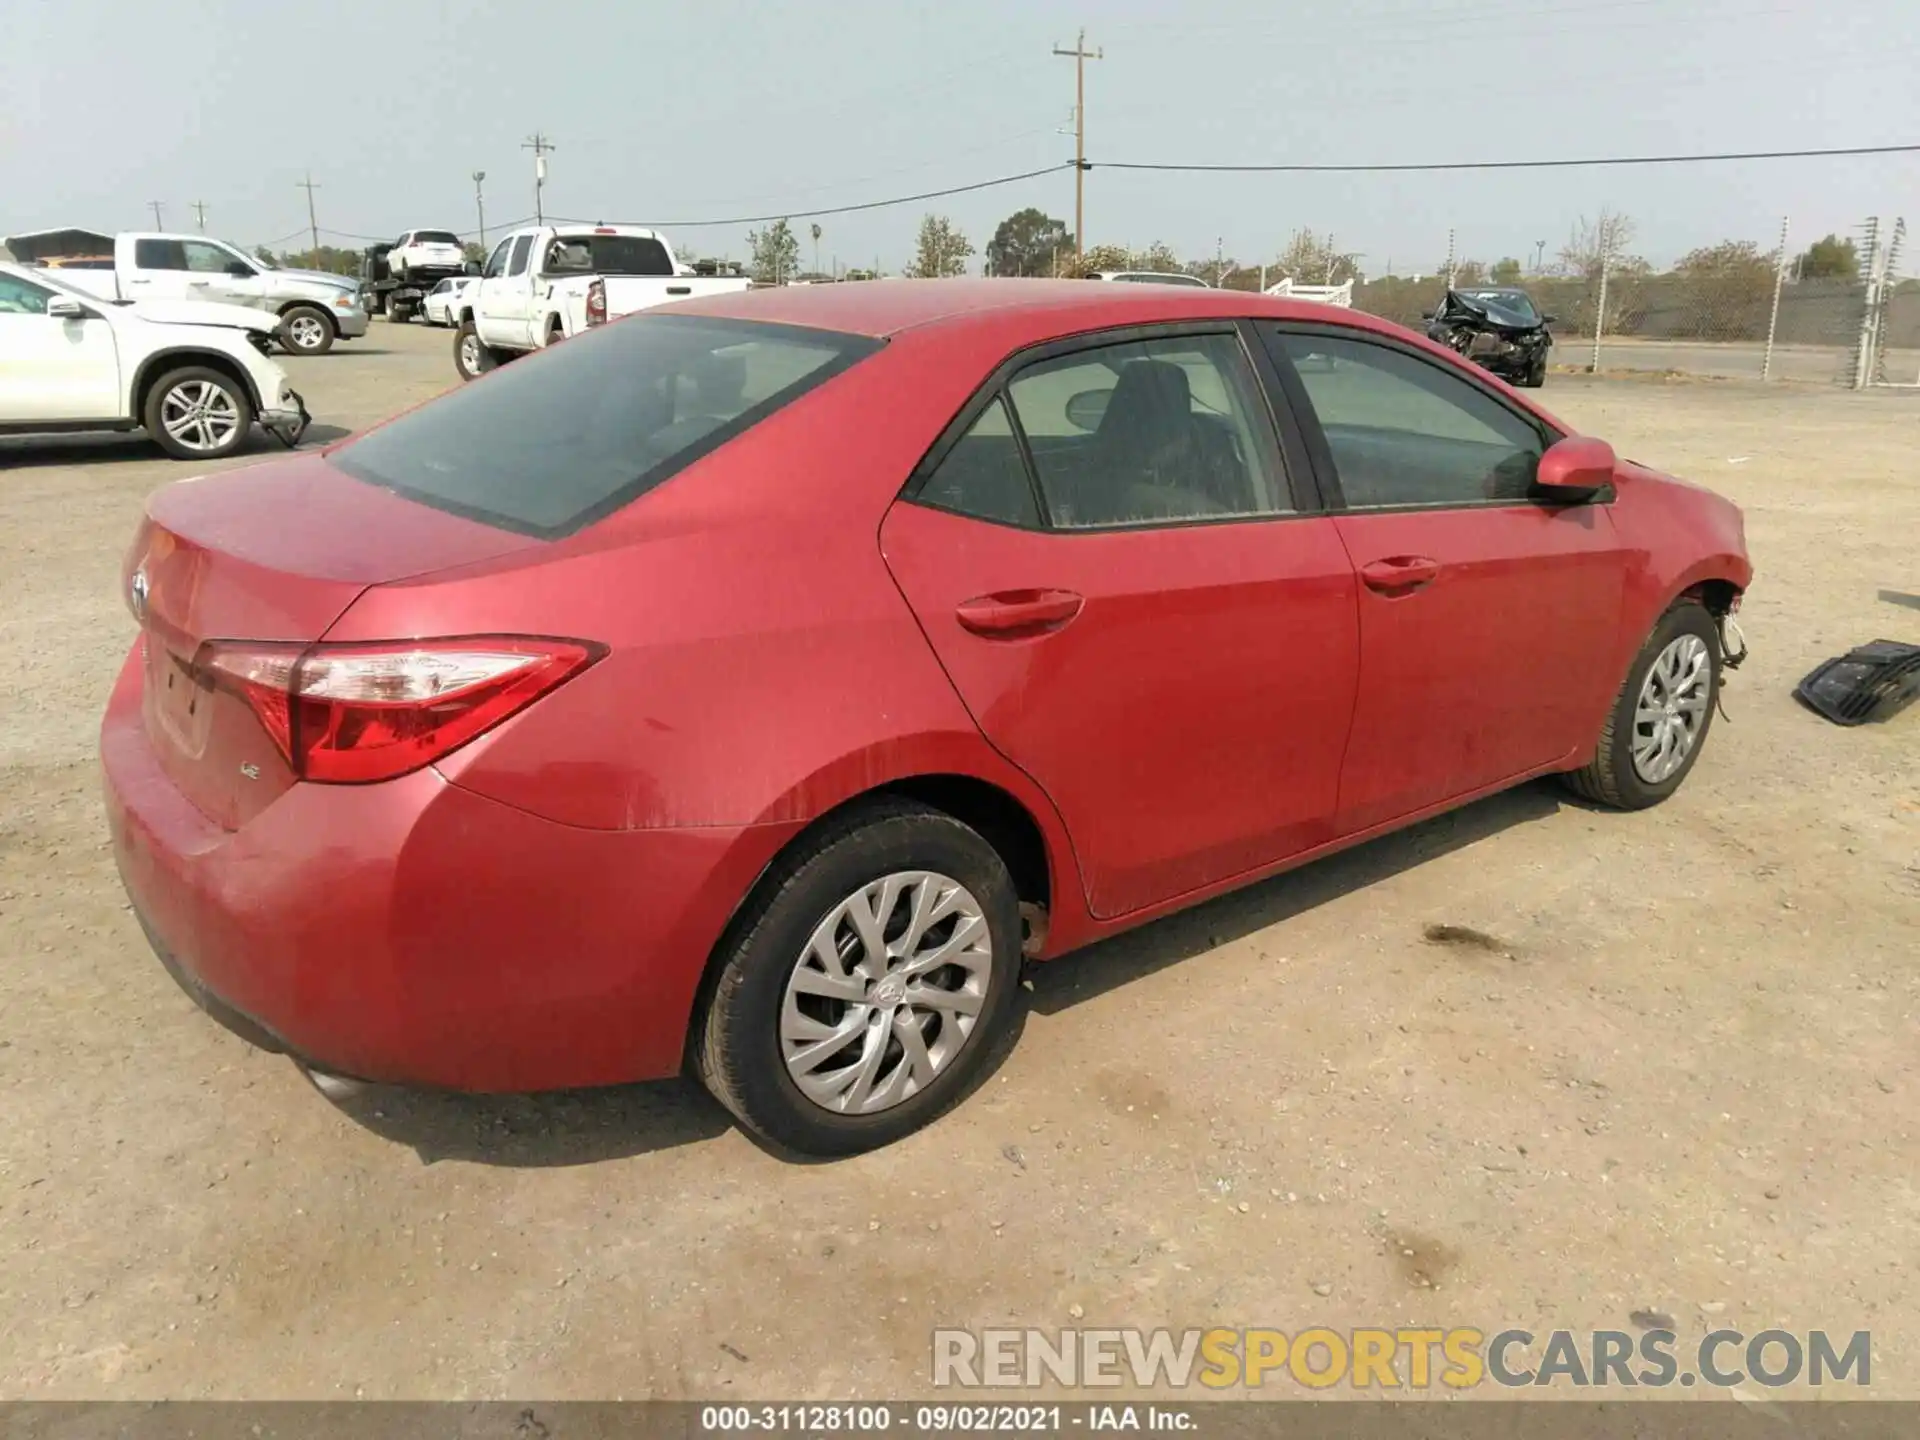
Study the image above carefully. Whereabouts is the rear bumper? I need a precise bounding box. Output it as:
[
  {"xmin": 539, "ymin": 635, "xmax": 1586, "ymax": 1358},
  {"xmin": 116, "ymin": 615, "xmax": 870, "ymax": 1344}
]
[{"xmin": 100, "ymin": 644, "xmax": 799, "ymax": 1092}]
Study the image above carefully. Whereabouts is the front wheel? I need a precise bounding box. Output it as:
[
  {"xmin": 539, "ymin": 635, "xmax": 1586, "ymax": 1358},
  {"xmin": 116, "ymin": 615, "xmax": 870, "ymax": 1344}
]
[
  {"xmin": 453, "ymin": 321, "xmax": 496, "ymax": 381},
  {"xmin": 1561, "ymin": 601, "xmax": 1722, "ymax": 809},
  {"xmin": 695, "ymin": 802, "xmax": 1022, "ymax": 1156},
  {"xmin": 144, "ymin": 366, "xmax": 255, "ymax": 461},
  {"xmin": 278, "ymin": 305, "xmax": 335, "ymax": 355}
]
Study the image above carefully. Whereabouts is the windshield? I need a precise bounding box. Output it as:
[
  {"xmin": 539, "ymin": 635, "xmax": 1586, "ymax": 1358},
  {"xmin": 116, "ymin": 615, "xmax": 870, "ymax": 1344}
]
[
  {"xmin": 1457, "ymin": 288, "xmax": 1538, "ymax": 321},
  {"xmin": 329, "ymin": 314, "xmax": 882, "ymax": 537},
  {"xmin": 414, "ymin": 231, "xmax": 462, "ymax": 246},
  {"xmin": 542, "ymin": 234, "xmax": 675, "ymax": 277}
]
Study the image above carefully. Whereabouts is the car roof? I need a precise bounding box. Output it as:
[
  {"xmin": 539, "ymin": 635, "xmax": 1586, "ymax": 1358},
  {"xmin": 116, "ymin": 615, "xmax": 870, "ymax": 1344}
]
[{"xmin": 662, "ymin": 277, "xmax": 1403, "ymax": 342}]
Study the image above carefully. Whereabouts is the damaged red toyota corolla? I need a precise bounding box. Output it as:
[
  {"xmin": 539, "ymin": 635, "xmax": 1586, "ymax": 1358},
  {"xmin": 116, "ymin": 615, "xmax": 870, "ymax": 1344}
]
[{"xmin": 101, "ymin": 280, "xmax": 1752, "ymax": 1156}]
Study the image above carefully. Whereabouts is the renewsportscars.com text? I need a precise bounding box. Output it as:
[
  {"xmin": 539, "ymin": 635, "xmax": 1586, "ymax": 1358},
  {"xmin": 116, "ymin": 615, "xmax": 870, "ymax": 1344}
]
[{"xmin": 932, "ymin": 1327, "xmax": 1871, "ymax": 1391}]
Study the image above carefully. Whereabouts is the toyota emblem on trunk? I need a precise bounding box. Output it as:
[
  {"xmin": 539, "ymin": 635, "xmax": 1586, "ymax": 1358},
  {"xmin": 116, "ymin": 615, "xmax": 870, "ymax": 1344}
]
[{"xmin": 129, "ymin": 567, "xmax": 150, "ymax": 620}]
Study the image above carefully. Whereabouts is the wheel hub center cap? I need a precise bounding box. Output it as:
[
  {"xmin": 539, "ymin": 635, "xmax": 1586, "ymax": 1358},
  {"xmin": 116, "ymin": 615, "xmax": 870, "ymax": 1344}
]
[{"xmin": 871, "ymin": 975, "xmax": 907, "ymax": 1007}]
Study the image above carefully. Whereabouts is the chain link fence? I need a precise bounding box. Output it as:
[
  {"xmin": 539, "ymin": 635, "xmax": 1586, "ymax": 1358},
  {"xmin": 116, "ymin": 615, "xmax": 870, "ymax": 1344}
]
[{"xmin": 1331, "ymin": 214, "xmax": 1914, "ymax": 387}]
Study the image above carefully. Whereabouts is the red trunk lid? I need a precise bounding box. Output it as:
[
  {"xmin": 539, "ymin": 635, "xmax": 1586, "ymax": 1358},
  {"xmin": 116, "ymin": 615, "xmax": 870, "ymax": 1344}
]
[{"xmin": 124, "ymin": 455, "xmax": 541, "ymax": 830}]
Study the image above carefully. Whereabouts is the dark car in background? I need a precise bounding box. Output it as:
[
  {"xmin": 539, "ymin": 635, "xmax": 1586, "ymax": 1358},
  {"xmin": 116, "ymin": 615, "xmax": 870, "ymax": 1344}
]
[{"xmin": 1426, "ymin": 286, "xmax": 1554, "ymax": 387}]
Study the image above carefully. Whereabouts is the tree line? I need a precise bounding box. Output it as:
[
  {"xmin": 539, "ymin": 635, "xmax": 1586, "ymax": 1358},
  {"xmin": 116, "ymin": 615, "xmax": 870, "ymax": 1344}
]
[{"xmin": 738, "ymin": 206, "xmax": 1869, "ymax": 305}]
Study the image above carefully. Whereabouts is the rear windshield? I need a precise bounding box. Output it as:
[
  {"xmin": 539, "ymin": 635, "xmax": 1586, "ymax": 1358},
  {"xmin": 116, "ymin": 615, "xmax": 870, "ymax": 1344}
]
[
  {"xmin": 413, "ymin": 231, "xmax": 462, "ymax": 246},
  {"xmin": 541, "ymin": 234, "xmax": 674, "ymax": 277},
  {"xmin": 329, "ymin": 314, "xmax": 881, "ymax": 537}
]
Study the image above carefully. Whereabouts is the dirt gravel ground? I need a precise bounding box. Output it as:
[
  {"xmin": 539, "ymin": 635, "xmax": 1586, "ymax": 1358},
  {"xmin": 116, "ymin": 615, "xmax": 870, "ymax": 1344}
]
[{"xmin": 2, "ymin": 319, "xmax": 1916, "ymax": 1402}]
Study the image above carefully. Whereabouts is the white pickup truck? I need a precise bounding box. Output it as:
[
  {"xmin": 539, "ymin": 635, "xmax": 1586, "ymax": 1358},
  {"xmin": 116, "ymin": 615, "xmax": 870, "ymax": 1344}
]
[
  {"xmin": 454, "ymin": 224, "xmax": 751, "ymax": 380},
  {"xmin": 39, "ymin": 232, "xmax": 370, "ymax": 355}
]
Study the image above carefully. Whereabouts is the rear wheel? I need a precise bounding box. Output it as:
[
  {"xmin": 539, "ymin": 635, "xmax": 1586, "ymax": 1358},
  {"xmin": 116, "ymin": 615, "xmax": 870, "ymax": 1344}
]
[
  {"xmin": 144, "ymin": 366, "xmax": 254, "ymax": 461},
  {"xmin": 695, "ymin": 802, "xmax": 1022, "ymax": 1156},
  {"xmin": 1561, "ymin": 601, "xmax": 1721, "ymax": 809},
  {"xmin": 278, "ymin": 305, "xmax": 334, "ymax": 355}
]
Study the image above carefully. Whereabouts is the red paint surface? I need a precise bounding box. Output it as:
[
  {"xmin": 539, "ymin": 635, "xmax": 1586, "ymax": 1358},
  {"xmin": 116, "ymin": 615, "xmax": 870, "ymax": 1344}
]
[{"xmin": 102, "ymin": 281, "xmax": 1752, "ymax": 1091}]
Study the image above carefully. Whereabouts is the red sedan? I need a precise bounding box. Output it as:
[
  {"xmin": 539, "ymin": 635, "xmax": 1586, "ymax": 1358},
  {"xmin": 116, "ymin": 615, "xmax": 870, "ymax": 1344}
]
[{"xmin": 102, "ymin": 280, "xmax": 1751, "ymax": 1155}]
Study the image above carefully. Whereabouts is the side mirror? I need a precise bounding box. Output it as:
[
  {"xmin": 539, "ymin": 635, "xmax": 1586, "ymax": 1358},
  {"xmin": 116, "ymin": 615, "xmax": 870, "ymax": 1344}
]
[
  {"xmin": 226, "ymin": 261, "xmax": 255, "ymax": 278},
  {"xmin": 46, "ymin": 296, "xmax": 86, "ymax": 320},
  {"xmin": 1064, "ymin": 389, "xmax": 1112, "ymax": 432},
  {"xmin": 1534, "ymin": 435, "xmax": 1616, "ymax": 501},
  {"xmin": 1420, "ymin": 311, "xmax": 1435, "ymax": 321},
  {"xmin": 1541, "ymin": 313, "xmax": 1559, "ymax": 324}
]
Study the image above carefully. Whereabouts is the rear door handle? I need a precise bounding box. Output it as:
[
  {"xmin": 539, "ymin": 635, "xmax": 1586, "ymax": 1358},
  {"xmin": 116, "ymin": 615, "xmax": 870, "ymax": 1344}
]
[
  {"xmin": 666, "ymin": 285, "xmax": 692, "ymax": 296},
  {"xmin": 1359, "ymin": 556, "xmax": 1441, "ymax": 593},
  {"xmin": 955, "ymin": 588, "xmax": 1085, "ymax": 638}
]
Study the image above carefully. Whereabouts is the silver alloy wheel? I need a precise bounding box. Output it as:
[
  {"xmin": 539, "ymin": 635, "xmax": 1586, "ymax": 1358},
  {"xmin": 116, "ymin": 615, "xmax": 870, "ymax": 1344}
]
[
  {"xmin": 286, "ymin": 314, "xmax": 327, "ymax": 350},
  {"xmin": 781, "ymin": 870, "xmax": 993, "ymax": 1116},
  {"xmin": 1631, "ymin": 633, "xmax": 1712, "ymax": 784},
  {"xmin": 158, "ymin": 379, "xmax": 241, "ymax": 453},
  {"xmin": 459, "ymin": 332, "xmax": 482, "ymax": 375}
]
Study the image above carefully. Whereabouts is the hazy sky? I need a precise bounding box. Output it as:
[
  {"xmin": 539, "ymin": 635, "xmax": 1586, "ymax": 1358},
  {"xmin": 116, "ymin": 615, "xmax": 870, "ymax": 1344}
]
[{"xmin": 5, "ymin": 0, "xmax": 1916, "ymax": 274}]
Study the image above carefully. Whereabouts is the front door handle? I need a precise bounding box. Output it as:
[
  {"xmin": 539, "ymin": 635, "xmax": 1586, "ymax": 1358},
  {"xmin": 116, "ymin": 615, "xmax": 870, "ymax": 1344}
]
[
  {"xmin": 955, "ymin": 588, "xmax": 1085, "ymax": 639},
  {"xmin": 1359, "ymin": 556, "xmax": 1441, "ymax": 594}
]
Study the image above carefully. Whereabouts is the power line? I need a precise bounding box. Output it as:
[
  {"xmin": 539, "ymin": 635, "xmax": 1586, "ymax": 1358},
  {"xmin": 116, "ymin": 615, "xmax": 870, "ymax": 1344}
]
[
  {"xmin": 1094, "ymin": 141, "xmax": 1920, "ymax": 174},
  {"xmin": 548, "ymin": 163, "xmax": 1073, "ymax": 230}
]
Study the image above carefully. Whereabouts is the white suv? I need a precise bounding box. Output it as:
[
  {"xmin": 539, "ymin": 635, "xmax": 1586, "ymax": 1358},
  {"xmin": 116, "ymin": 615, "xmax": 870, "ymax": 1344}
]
[
  {"xmin": 387, "ymin": 229, "xmax": 468, "ymax": 281},
  {"xmin": 0, "ymin": 263, "xmax": 308, "ymax": 460}
]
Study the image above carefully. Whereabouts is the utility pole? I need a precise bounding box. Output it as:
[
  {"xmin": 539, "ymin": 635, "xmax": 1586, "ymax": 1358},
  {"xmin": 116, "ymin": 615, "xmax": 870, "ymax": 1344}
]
[
  {"xmin": 522, "ymin": 133, "xmax": 556, "ymax": 224},
  {"xmin": 148, "ymin": 201, "xmax": 165, "ymax": 229},
  {"xmin": 297, "ymin": 172, "xmax": 321, "ymax": 261},
  {"xmin": 191, "ymin": 201, "xmax": 208, "ymax": 234},
  {"xmin": 1052, "ymin": 29, "xmax": 1101, "ymax": 268},
  {"xmin": 473, "ymin": 171, "xmax": 488, "ymax": 249}
]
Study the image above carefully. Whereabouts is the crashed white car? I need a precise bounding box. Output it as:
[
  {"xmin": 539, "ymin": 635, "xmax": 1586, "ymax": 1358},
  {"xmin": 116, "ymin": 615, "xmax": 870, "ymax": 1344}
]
[
  {"xmin": 386, "ymin": 229, "xmax": 468, "ymax": 281},
  {"xmin": 0, "ymin": 262, "xmax": 308, "ymax": 460}
]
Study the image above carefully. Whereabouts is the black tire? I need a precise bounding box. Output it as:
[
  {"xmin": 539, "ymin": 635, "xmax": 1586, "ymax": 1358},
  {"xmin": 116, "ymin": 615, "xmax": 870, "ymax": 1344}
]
[
  {"xmin": 1561, "ymin": 601, "xmax": 1721, "ymax": 809},
  {"xmin": 366, "ymin": 290, "xmax": 387, "ymax": 317},
  {"xmin": 277, "ymin": 304, "xmax": 335, "ymax": 355},
  {"xmin": 453, "ymin": 320, "xmax": 496, "ymax": 381},
  {"xmin": 387, "ymin": 301, "xmax": 410, "ymax": 324},
  {"xmin": 143, "ymin": 366, "xmax": 255, "ymax": 461},
  {"xmin": 695, "ymin": 801, "xmax": 1022, "ymax": 1157},
  {"xmin": 1523, "ymin": 352, "xmax": 1548, "ymax": 388}
]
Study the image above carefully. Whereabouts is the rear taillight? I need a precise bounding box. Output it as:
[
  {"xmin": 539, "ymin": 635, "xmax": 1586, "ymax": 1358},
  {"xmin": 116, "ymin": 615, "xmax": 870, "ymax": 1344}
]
[
  {"xmin": 202, "ymin": 636, "xmax": 603, "ymax": 784},
  {"xmin": 585, "ymin": 278, "xmax": 607, "ymax": 327}
]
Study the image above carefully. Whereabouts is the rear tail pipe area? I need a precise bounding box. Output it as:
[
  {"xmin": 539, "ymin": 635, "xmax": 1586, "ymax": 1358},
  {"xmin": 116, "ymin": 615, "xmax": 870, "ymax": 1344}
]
[{"xmin": 299, "ymin": 1064, "xmax": 375, "ymax": 1102}]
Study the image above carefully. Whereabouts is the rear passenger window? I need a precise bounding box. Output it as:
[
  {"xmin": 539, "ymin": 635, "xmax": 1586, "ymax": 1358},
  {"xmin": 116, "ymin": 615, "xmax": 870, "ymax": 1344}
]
[
  {"xmin": 917, "ymin": 397, "xmax": 1040, "ymax": 527},
  {"xmin": 1006, "ymin": 333, "xmax": 1289, "ymax": 529},
  {"xmin": 134, "ymin": 239, "xmax": 187, "ymax": 271},
  {"xmin": 507, "ymin": 235, "xmax": 533, "ymax": 277}
]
